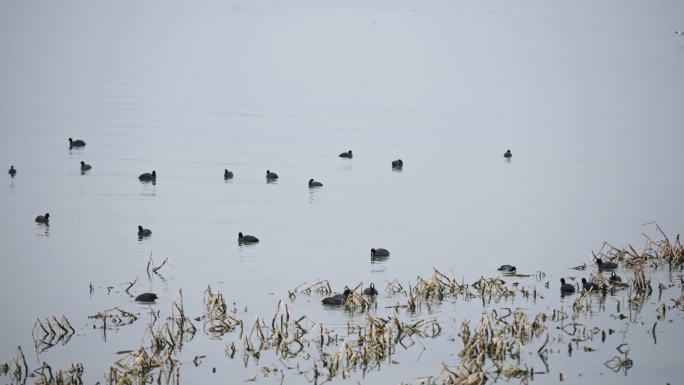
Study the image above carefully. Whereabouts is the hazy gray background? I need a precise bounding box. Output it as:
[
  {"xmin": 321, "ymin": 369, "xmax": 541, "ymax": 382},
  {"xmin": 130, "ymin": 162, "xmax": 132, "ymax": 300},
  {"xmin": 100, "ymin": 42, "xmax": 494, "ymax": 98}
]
[{"xmin": 1, "ymin": 0, "xmax": 683, "ymax": 383}]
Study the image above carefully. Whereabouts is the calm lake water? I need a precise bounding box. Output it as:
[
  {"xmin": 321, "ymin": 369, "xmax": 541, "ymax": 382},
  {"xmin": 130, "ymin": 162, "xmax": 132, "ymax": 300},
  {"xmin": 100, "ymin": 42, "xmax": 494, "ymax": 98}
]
[{"xmin": 1, "ymin": 0, "xmax": 683, "ymax": 384}]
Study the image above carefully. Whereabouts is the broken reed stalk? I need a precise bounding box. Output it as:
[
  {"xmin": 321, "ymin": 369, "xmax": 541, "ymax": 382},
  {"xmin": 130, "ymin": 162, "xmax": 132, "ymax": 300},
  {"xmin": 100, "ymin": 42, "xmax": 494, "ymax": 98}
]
[
  {"xmin": 124, "ymin": 277, "xmax": 138, "ymax": 294},
  {"xmin": 32, "ymin": 316, "xmax": 76, "ymax": 352},
  {"xmin": 88, "ymin": 308, "xmax": 138, "ymax": 330},
  {"xmin": 292, "ymin": 280, "xmax": 332, "ymax": 295},
  {"xmin": 152, "ymin": 257, "xmax": 170, "ymax": 273}
]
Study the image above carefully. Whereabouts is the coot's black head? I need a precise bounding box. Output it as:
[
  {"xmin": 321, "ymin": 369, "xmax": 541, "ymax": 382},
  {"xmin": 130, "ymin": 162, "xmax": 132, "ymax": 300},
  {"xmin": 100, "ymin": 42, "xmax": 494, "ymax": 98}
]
[
  {"xmin": 581, "ymin": 278, "xmax": 587, "ymax": 284},
  {"xmin": 560, "ymin": 278, "xmax": 566, "ymax": 284},
  {"xmin": 370, "ymin": 283, "xmax": 375, "ymax": 289},
  {"xmin": 138, "ymin": 225, "xmax": 143, "ymax": 231},
  {"xmin": 596, "ymin": 258, "xmax": 603, "ymax": 264},
  {"xmin": 239, "ymin": 232, "xmax": 244, "ymax": 238},
  {"xmin": 68, "ymin": 137, "xmax": 73, "ymax": 142},
  {"xmin": 152, "ymin": 170, "xmax": 156, "ymax": 176},
  {"xmin": 80, "ymin": 161, "xmax": 85, "ymax": 165},
  {"xmin": 309, "ymin": 178, "xmax": 314, "ymax": 183},
  {"xmin": 343, "ymin": 286, "xmax": 352, "ymax": 297},
  {"xmin": 371, "ymin": 248, "xmax": 376, "ymax": 256}
]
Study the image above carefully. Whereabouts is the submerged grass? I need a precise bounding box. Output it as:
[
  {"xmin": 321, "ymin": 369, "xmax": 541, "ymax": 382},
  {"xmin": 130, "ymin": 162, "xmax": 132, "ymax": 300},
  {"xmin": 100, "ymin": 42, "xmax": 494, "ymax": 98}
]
[{"xmin": 1, "ymin": 225, "xmax": 683, "ymax": 385}]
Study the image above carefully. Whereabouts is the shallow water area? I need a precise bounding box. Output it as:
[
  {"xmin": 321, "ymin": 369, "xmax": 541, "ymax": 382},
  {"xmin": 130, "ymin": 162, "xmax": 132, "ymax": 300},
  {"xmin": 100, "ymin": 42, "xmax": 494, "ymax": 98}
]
[{"xmin": 1, "ymin": 0, "xmax": 684, "ymax": 384}]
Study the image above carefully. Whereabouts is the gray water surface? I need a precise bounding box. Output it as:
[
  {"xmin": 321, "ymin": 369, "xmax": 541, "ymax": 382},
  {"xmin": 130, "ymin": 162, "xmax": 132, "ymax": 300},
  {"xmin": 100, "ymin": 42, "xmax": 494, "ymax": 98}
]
[{"xmin": 1, "ymin": 0, "xmax": 683, "ymax": 384}]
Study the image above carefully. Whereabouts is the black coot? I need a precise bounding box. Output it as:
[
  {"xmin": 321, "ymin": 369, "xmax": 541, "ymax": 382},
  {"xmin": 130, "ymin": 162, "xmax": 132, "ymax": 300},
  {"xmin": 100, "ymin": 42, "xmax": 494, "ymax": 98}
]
[
  {"xmin": 139, "ymin": 170, "xmax": 156, "ymax": 182},
  {"xmin": 239, "ymin": 232, "xmax": 259, "ymax": 244},
  {"xmin": 371, "ymin": 248, "xmax": 390, "ymax": 257},
  {"xmin": 35, "ymin": 213, "xmax": 50, "ymax": 224},
  {"xmin": 135, "ymin": 293, "xmax": 158, "ymax": 302},
  {"xmin": 69, "ymin": 138, "xmax": 86, "ymax": 148},
  {"xmin": 363, "ymin": 283, "xmax": 379, "ymax": 296},
  {"xmin": 322, "ymin": 287, "xmax": 352, "ymax": 305},
  {"xmin": 138, "ymin": 225, "xmax": 152, "ymax": 237},
  {"xmin": 560, "ymin": 278, "xmax": 575, "ymax": 294},
  {"xmin": 339, "ymin": 150, "xmax": 352, "ymax": 158},
  {"xmin": 596, "ymin": 258, "xmax": 618, "ymax": 271}
]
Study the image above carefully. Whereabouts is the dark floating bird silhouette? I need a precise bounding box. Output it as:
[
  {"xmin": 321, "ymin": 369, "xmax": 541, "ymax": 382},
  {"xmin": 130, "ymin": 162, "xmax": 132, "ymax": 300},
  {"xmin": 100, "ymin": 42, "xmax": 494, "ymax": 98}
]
[
  {"xmin": 35, "ymin": 213, "xmax": 50, "ymax": 224},
  {"xmin": 608, "ymin": 272, "xmax": 623, "ymax": 285},
  {"xmin": 224, "ymin": 169, "xmax": 234, "ymax": 180},
  {"xmin": 363, "ymin": 283, "xmax": 379, "ymax": 296},
  {"xmin": 138, "ymin": 225, "xmax": 152, "ymax": 237},
  {"xmin": 504, "ymin": 149, "xmax": 512, "ymax": 158},
  {"xmin": 581, "ymin": 277, "xmax": 600, "ymax": 292},
  {"xmin": 138, "ymin": 170, "xmax": 156, "ymax": 182},
  {"xmin": 322, "ymin": 287, "xmax": 352, "ymax": 305},
  {"xmin": 8, "ymin": 165, "xmax": 16, "ymax": 177},
  {"xmin": 238, "ymin": 232, "xmax": 259, "ymax": 244},
  {"xmin": 80, "ymin": 161, "xmax": 92, "ymax": 171},
  {"xmin": 266, "ymin": 170, "xmax": 278, "ymax": 180},
  {"xmin": 596, "ymin": 258, "xmax": 618, "ymax": 271},
  {"xmin": 308, "ymin": 178, "xmax": 323, "ymax": 187},
  {"xmin": 339, "ymin": 150, "xmax": 352, "ymax": 159},
  {"xmin": 135, "ymin": 293, "xmax": 158, "ymax": 302},
  {"xmin": 371, "ymin": 248, "xmax": 390, "ymax": 257},
  {"xmin": 391, "ymin": 159, "xmax": 403, "ymax": 169},
  {"xmin": 560, "ymin": 278, "xmax": 575, "ymax": 294},
  {"xmin": 69, "ymin": 138, "xmax": 86, "ymax": 148},
  {"xmin": 498, "ymin": 264, "xmax": 517, "ymax": 273}
]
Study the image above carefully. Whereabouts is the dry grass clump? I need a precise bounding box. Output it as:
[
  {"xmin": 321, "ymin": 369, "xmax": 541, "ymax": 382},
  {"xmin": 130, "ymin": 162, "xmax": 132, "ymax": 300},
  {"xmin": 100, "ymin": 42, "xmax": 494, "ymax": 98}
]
[
  {"xmin": 645, "ymin": 226, "xmax": 684, "ymax": 268},
  {"xmin": 149, "ymin": 290, "xmax": 196, "ymax": 355},
  {"xmin": 572, "ymin": 290, "xmax": 595, "ymax": 314},
  {"xmin": 401, "ymin": 269, "xmax": 528, "ymax": 312},
  {"xmin": 107, "ymin": 346, "xmax": 178, "ymax": 385},
  {"xmin": 34, "ymin": 362, "xmax": 84, "ymax": 385},
  {"xmin": 472, "ymin": 277, "xmax": 513, "ymax": 297},
  {"xmin": 435, "ymin": 309, "xmax": 546, "ymax": 385},
  {"xmin": 313, "ymin": 312, "xmax": 441, "ymax": 382},
  {"xmin": 242, "ymin": 300, "xmax": 308, "ymax": 360},
  {"xmin": 106, "ymin": 291, "xmax": 194, "ymax": 385},
  {"xmin": 0, "ymin": 347, "xmax": 84, "ymax": 385},
  {"xmin": 202, "ymin": 286, "xmax": 243, "ymax": 337},
  {"xmin": 596, "ymin": 224, "xmax": 683, "ymax": 270},
  {"xmin": 415, "ymin": 269, "xmax": 468, "ymax": 300}
]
